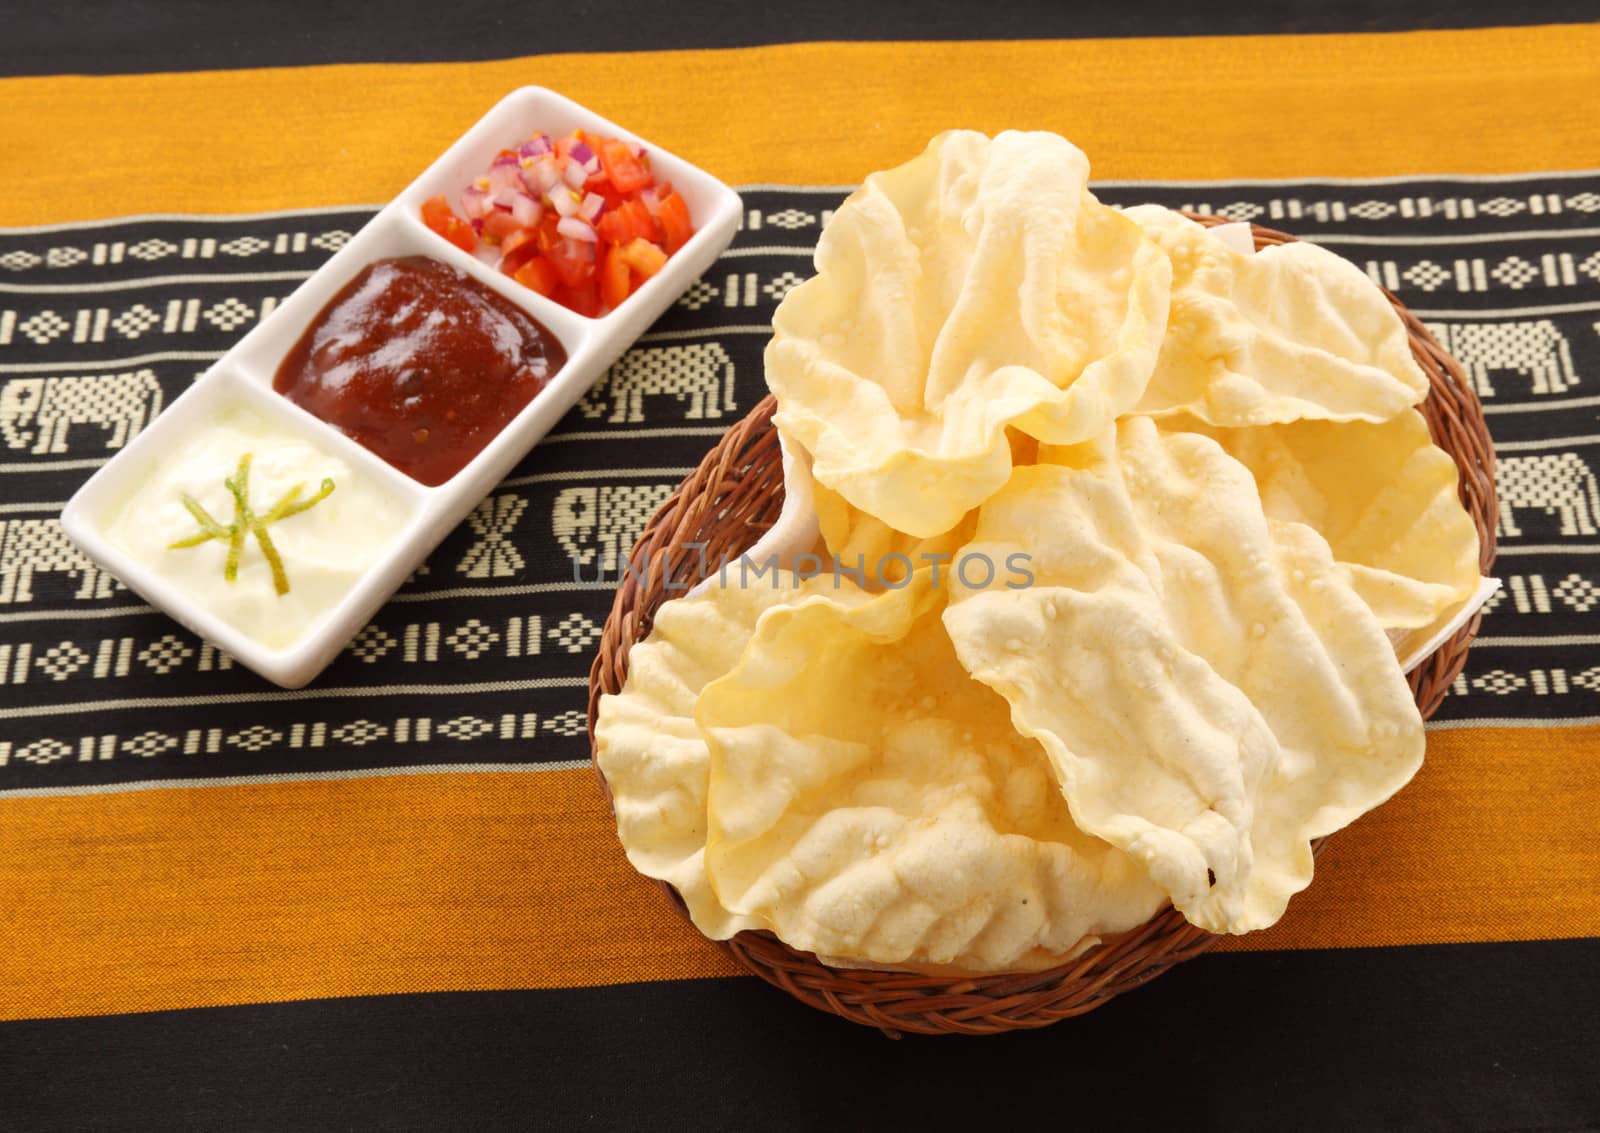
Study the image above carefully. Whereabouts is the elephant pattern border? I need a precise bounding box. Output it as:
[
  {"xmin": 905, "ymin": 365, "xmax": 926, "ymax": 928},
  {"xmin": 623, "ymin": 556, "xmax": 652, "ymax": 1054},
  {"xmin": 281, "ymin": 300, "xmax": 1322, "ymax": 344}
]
[
  {"xmin": 0, "ymin": 370, "xmax": 163, "ymax": 456},
  {"xmin": 2, "ymin": 174, "xmax": 1599, "ymax": 792}
]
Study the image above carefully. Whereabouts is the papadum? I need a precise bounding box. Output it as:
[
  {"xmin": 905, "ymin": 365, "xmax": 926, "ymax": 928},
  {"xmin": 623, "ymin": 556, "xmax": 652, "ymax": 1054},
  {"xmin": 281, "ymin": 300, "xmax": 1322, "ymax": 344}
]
[
  {"xmin": 698, "ymin": 572, "xmax": 1166, "ymax": 971},
  {"xmin": 1162, "ymin": 409, "xmax": 1481, "ymax": 638},
  {"xmin": 594, "ymin": 578, "xmax": 810, "ymax": 939},
  {"xmin": 945, "ymin": 418, "xmax": 1426, "ymax": 933},
  {"xmin": 768, "ymin": 130, "xmax": 1171, "ymax": 538},
  {"xmin": 1123, "ymin": 205, "xmax": 1429, "ymax": 427}
]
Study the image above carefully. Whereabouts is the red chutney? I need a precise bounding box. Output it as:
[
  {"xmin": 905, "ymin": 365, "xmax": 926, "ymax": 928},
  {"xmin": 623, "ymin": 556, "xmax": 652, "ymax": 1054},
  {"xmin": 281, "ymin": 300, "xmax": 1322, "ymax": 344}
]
[{"xmin": 273, "ymin": 256, "xmax": 565, "ymax": 486}]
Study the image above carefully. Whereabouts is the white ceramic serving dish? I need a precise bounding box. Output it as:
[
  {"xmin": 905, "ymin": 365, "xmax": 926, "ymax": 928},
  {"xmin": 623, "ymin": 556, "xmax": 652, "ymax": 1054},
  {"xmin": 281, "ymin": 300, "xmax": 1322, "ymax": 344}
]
[{"xmin": 60, "ymin": 86, "xmax": 742, "ymax": 688}]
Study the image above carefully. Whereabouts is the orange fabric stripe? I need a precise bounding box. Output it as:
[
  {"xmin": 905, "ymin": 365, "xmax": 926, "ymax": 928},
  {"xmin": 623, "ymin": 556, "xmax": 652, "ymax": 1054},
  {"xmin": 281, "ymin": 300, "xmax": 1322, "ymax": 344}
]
[
  {"xmin": 0, "ymin": 769, "xmax": 740, "ymax": 1023},
  {"xmin": 3, "ymin": 26, "xmax": 1599, "ymax": 225},
  {"xmin": 1218, "ymin": 724, "xmax": 1600, "ymax": 952},
  {"xmin": 2, "ymin": 725, "xmax": 1596, "ymax": 1021}
]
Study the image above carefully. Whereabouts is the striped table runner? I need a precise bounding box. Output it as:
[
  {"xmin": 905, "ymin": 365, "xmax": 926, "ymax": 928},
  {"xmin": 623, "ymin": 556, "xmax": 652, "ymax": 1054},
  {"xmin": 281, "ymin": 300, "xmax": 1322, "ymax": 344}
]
[{"xmin": 2, "ymin": 24, "xmax": 1597, "ymax": 1132}]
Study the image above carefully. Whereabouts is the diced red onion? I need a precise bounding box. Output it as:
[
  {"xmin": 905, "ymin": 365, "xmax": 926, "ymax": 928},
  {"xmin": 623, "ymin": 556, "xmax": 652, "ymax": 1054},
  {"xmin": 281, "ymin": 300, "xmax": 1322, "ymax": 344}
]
[
  {"xmin": 550, "ymin": 190, "xmax": 580, "ymax": 218},
  {"xmin": 511, "ymin": 192, "xmax": 540, "ymax": 227},
  {"xmin": 517, "ymin": 135, "xmax": 552, "ymax": 158},
  {"xmin": 562, "ymin": 160, "xmax": 588, "ymax": 189},
  {"xmin": 557, "ymin": 217, "xmax": 598, "ymax": 243},
  {"xmin": 492, "ymin": 186, "xmax": 519, "ymax": 209},
  {"xmin": 569, "ymin": 141, "xmax": 595, "ymax": 165},
  {"xmin": 578, "ymin": 193, "xmax": 604, "ymax": 222},
  {"xmin": 460, "ymin": 185, "xmax": 490, "ymax": 219},
  {"xmin": 520, "ymin": 157, "xmax": 560, "ymax": 196},
  {"xmin": 492, "ymin": 151, "xmax": 520, "ymax": 168},
  {"xmin": 639, "ymin": 188, "xmax": 661, "ymax": 216},
  {"xmin": 488, "ymin": 163, "xmax": 522, "ymax": 195}
]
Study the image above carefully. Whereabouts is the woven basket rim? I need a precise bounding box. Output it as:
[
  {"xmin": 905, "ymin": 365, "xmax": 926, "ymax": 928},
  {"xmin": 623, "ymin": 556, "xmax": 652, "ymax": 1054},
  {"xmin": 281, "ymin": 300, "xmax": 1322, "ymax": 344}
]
[{"xmin": 585, "ymin": 213, "xmax": 1498, "ymax": 1036}]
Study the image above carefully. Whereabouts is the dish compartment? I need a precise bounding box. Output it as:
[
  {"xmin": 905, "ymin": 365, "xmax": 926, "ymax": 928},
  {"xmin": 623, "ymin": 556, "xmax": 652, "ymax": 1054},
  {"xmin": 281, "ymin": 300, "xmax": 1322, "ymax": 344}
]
[{"xmin": 61, "ymin": 370, "xmax": 428, "ymax": 686}]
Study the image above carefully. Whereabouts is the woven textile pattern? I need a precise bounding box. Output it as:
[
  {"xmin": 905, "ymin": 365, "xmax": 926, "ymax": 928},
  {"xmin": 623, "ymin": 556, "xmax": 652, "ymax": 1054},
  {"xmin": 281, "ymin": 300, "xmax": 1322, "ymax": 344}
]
[{"xmin": 1, "ymin": 175, "xmax": 1598, "ymax": 794}]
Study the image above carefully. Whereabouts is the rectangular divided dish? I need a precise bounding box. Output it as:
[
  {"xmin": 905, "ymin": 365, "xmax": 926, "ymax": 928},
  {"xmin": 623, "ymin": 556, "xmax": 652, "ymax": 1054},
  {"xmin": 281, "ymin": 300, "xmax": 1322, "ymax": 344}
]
[{"xmin": 60, "ymin": 86, "xmax": 742, "ymax": 688}]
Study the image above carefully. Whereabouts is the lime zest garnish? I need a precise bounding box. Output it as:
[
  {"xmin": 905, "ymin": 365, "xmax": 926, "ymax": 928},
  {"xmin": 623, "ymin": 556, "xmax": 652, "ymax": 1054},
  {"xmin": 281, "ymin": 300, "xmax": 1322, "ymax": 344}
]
[{"xmin": 167, "ymin": 452, "xmax": 336, "ymax": 596}]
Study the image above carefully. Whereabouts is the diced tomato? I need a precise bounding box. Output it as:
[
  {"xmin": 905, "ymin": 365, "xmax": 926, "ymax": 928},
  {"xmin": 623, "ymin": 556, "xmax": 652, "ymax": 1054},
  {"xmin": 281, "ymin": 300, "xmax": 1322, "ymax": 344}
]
[
  {"xmin": 587, "ymin": 179, "xmax": 627, "ymax": 213},
  {"xmin": 420, "ymin": 195, "xmax": 453, "ymax": 230},
  {"xmin": 420, "ymin": 195, "xmax": 477, "ymax": 253},
  {"xmin": 654, "ymin": 190, "xmax": 695, "ymax": 253},
  {"xmin": 480, "ymin": 210, "xmax": 523, "ymax": 242},
  {"xmin": 617, "ymin": 238, "xmax": 668, "ymax": 282},
  {"xmin": 547, "ymin": 237, "xmax": 597, "ymax": 289},
  {"xmin": 629, "ymin": 199, "xmax": 662, "ymax": 239},
  {"xmin": 534, "ymin": 210, "xmax": 561, "ymax": 254},
  {"xmin": 594, "ymin": 211, "xmax": 627, "ymax": 246},
  {"xmin": 456, "ymin": 129, "xmax": 695, "ymax": 314},
  {"xmin": 600, "ymin": 243, "xmax": 632, "ymax": 312},
  {"xmin": 558, "ymin": 280, "xmax": 601, "ymax": 318},
  {"xmin": 597, "ymin": 200, "xmax": 656, "ymax": 246},
  {"xmin": 513, "ymin": 256, "xmax": 560, "ymax": 297},
  {"xmin": 499, "ymin": 229, "xmax": 541, "ymax": 275},
  {"xmin": 598, "ymin": 139, "xmax": 652, "ymax": 195}
]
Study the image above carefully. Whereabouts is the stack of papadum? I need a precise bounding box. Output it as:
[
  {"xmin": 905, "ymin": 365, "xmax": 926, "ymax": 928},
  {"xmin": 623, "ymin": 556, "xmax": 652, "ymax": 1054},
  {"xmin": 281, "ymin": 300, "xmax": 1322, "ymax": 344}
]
[{"xmin": 594, "ymin": 131, "xmax": 1485, "ymax": 974}]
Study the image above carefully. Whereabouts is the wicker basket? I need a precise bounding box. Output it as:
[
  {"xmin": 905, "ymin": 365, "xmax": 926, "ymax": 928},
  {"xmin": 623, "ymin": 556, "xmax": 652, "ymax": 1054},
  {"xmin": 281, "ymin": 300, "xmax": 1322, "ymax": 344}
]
[{"xmin": 586, "ymin": 216, "xmax": 1499, "ymax": 1036}]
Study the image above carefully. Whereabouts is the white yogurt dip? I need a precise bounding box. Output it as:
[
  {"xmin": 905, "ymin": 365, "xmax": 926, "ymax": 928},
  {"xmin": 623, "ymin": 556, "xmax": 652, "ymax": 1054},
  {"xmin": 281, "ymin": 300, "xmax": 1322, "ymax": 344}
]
[{"xmin": 102, "ymin": 404, "xmax": 411, "ymax": 651}]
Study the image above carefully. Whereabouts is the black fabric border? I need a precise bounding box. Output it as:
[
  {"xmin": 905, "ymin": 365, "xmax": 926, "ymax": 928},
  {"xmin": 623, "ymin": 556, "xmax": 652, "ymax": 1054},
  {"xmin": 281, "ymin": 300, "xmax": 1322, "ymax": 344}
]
[
  {"xmin": 3, "ymin": 175, "xmax": 1600, "ymax": 791},
  {"xmin": 1, "ymin": 938, "xmax": 1597, "ymax": 1131},
  {"xmin": 1, "ymin": 1, "xmax": 1596, "ymax": 78}
]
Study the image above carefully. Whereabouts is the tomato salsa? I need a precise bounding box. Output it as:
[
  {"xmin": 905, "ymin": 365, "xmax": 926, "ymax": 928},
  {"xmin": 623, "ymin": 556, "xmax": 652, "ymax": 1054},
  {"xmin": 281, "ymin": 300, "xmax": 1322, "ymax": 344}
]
[
  {"xmin": 273, "ymin": 256, "xmax": 565, "ymax": 487},
  {"xmin": 419, "ymin": 128, "xmax": 696, "ymax": 318}
]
